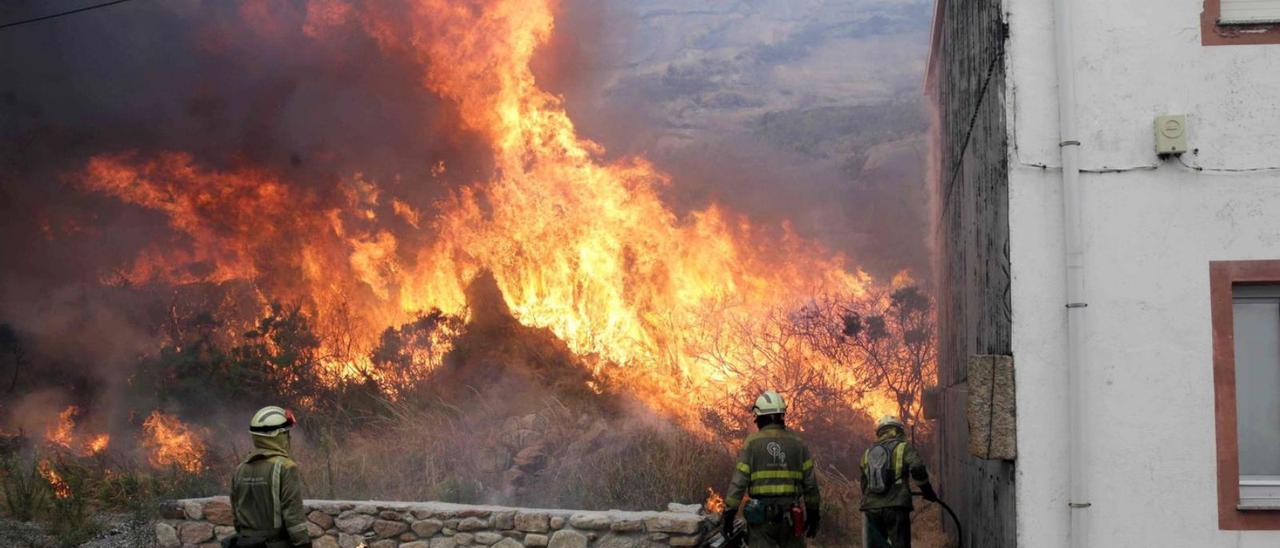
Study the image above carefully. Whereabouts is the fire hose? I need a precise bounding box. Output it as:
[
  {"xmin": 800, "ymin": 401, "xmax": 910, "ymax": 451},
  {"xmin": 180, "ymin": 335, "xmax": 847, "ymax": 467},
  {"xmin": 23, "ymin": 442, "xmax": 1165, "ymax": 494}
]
[{"xmin": 912, "ymin": 491, "xmax": 963, "ymax": 548}]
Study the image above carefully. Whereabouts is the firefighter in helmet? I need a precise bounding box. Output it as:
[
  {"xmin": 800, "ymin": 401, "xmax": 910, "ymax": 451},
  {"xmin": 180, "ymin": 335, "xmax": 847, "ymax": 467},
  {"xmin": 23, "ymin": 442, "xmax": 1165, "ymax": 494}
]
[
  {"xmin": 720, "ymin": 390, "xmax": 821, "ymax": 547},
  {"xmin": 228, "ymin": 406, "xmax": 311, "ymax": 548},
  {"xmin": 859, "ymin": 415, "xmax": 937, "ymax": 548}
]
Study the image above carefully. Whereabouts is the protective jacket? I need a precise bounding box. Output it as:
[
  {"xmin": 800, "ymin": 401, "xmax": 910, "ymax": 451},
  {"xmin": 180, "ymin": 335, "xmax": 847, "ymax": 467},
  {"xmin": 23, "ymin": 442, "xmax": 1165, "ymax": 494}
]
[
  {"xmin": 859, "ymin": 429, "xmax": 930, "ymax": 510},
  {"xmin": 230, "ymin": 433, "xmax": 310, "ymax": 547},
  {"xmin": 725, "ymin": 424, "xmax": 820, "ymax": 511}
]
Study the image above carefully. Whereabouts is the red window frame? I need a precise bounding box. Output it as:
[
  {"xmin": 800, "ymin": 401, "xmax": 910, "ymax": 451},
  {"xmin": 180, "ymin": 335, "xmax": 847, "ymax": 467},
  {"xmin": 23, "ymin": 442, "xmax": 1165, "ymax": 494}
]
[
  {"xmin": 1203, "ymin": 0, "xmax": 1280, "ymax": 46},
  {"xmin": 1211, "ymin": 260, "xmax": 1280, "ymax": 530}
]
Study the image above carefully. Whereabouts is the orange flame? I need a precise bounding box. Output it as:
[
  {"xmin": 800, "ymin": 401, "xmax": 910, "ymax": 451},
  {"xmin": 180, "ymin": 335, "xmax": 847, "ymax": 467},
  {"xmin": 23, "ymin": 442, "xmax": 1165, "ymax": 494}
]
[
  {"xmin": 45, "ymin": 406, "xmax": 77, "ymax": 450},
  {"xmin": 142, "ymin": 411, "xmax": 206, "ymax": 473},
  {"xmin": 38, "ymin": 460, "xmax": 71, "ymax": 499},
  {"xmin": 75, "ymin": 0, "xmax": 921, "ymax": 424},
  {"xmin": 705, "ymin": 487, "xmax": 727, "ymax": 514},
  {"xmin": 85, "ymin": 434, "xmax": 111, "ymax": 456}
]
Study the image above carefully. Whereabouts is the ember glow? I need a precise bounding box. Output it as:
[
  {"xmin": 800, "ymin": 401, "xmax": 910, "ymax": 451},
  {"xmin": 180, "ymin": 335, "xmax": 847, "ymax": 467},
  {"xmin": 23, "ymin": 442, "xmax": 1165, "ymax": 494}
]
[
  {"xmin": 74, "ymin": 0, "xmax": 909, "ymax": 422},
  {"xmin": 38, "ymin": 460, "xmax": 71, "ymax": 499},
  {"xmin": 85, "ymin": 434, "xmax": 111, "ymax": 456},
  {"xmin": 44, "ymin": 406, "xmax": 76, "ymax": 450},
  {"xmin": 142, "ymin": 411, "xmax": 206, "ymax": 473}
]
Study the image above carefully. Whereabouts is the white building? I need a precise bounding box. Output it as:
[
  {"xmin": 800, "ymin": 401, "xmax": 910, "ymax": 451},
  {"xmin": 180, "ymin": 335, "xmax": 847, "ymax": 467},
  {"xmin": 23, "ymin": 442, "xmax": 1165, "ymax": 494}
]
[{"xmin": 927, "ymin": 0, "xmax": 1280, "ymax": 546}]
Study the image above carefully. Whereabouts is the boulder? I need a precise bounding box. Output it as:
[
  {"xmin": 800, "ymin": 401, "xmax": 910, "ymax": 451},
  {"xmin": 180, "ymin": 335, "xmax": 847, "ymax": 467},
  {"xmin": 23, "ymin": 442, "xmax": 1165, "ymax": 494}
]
[
  {"xmin": 204, "ymin": 500, "xmax": 235, "ymax": 526},
  {"xmin": 313, "ymin": 535, "xmax": 339, "ymax": 548},
  {"xmin": 568, "ymin": 513, "xmax": 611, "ymax": 530},
  {"xmin": 493, "ymin": 539, "xmax": 524, "ymax": 548},
  {"xmin": 355, "ymin": 504, "xmax": 379, "ymax": 515},
  {"xmin": 475, "ymin": 531, "xmax": 503, "ymax": 544},
  {"xmin": 493, "ymin": 510, "xmax": 516, "ymax": 530},
  {"xmin": 547, "ymin": 529, "xmax": 588, "ymax": 548},
  {"xmin": 336, "ymin": 512, "xmax": 376, "ymax": 534},
  {"xmin": 370, "ymin": 541, "xmax": 397, "ymax": 548},
  {"xmin": 309, "ymin": 510, "xmax": 335, "ymax": 530},
  {"xmin": 454, "ymin": 532, "xmax": 474, "ymax": 544},
  {"xmin": 610, "ymin": 519, "xmax": 643, "ymax": 532},
  {"xmin": 524, "ymin": 533, "xmax": 549, "ymax": 547},
  {"xmin": 178, "ymin": 521, "xmax": 214, "ymax": 544},
  {"xmin": 413, "ymin": 518, "xmax": 445, "ymax": 537},
  {"xmin": 214, "ymin": 526, "xmax": 236, "ymax": 541},
  {"xmin": 595, "ymin": 534, "xmax": 656, "ymax": 548},
  {"xmin": 515, "ymin": 512, "xmax": 550, "ymax": 533},
  {"xmin": 402, "ymin": 542, "xmax": 430, "ymax": 548},
  {"xmin": 644, "ymin": 515, "xmax": 700, "ymax": 534},
  {"xmin": 183, "ymin": 500, "xmax": 204, "ymax": 520},
  {"xmin": 666, "ymin": 503, "xmax": 701, "ymax": 514},
  {"xmin": 458, "ymin": 517, "xmax": 488, "ymax": 531},
  {"xmin": 307, "ymin": 522, "xmax": 325, "ymax": 538},
  {"xmin": 372, "ymin": 519, "xmax": 409, "ymax": 539},
  {"xmin": 430, "ymin": 538, "xmax": 458, "ymax": 548},
  {"xmin": 155, "ymin": 522, "xmax": 180, "ymax": 548},
  {"xmin": 550, "ymin": 516, "xmax": 566, "ymax": 530},
  {"xmin": 668, "ymin": 535, "xmax": 701, "ymax": 546}
]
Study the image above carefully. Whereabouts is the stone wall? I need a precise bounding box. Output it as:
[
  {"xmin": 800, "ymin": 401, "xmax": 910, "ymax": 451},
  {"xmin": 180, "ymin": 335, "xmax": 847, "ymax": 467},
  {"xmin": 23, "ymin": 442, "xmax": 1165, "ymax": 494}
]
[{"xmin": 155, "ymin": 498, "xmax": 712, "ymax": 548}]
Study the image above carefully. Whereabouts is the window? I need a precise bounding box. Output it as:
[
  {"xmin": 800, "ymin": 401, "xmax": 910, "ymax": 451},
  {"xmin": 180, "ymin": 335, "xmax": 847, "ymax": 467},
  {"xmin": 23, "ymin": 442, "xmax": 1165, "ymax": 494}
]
[
  {"xmin": 1221, "ymin": 0, "xmax": 1280, "ymax": 24},
  {"xmin": 1203, "ymin": 0, "xmax": 1280, "ymax": 45},
  {"xmin": 1233, "ymin": 285, "xmax": 1280, "ymax": 509},
  {"xmin": 1212, "ymin": 261, "xmax": 1280, "ymax": 530}
]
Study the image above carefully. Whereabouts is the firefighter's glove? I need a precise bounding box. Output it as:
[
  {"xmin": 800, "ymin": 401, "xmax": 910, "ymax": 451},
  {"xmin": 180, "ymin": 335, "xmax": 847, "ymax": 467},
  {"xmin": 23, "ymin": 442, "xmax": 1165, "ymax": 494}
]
[
  {"xmin": 805, "ymin": 507, "xmax": 821, "ymax": 538},
  {"xmin": 920, "ymin": 483, "xmax": 940, "ymax": 503},
  {"xmin": 720, "ymin": 508, "xmax": 736, "ymax": 538}
]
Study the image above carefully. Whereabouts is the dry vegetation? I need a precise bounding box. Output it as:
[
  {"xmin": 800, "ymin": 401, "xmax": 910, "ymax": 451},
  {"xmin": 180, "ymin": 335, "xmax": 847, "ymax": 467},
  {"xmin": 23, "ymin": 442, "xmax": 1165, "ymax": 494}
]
[{"xmin": 0, "ymin": 278, "xmax": 949, "ymax": 547}]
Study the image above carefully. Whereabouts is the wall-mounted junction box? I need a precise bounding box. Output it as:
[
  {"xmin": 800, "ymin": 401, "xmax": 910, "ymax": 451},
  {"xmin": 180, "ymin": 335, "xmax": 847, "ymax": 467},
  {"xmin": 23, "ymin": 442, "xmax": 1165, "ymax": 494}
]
[{"xmin": 1155, "ymin": 114, "xmax": 1188, "ymax": 156}]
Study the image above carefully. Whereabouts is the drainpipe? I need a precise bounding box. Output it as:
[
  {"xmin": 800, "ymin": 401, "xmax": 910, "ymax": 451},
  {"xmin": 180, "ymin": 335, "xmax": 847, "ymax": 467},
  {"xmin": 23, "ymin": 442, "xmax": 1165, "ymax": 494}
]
[{"xmin": 1051, "ymin": 0, "xmax": 1089, "ymax": 546}]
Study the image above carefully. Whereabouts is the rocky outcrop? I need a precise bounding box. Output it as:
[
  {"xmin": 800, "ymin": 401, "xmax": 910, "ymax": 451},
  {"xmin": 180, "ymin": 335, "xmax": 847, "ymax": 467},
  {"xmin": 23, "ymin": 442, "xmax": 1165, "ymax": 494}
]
[{"xmin": 157, "ymin": 498, "xmax": 711, "ymax": 548}]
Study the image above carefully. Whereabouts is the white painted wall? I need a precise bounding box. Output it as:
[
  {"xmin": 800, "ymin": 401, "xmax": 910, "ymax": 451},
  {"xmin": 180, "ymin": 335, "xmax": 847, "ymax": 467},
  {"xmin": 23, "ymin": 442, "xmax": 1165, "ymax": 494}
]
[{"xmin": 1003, "ymin": 0, "xmax": 1280, "ymax": 546}]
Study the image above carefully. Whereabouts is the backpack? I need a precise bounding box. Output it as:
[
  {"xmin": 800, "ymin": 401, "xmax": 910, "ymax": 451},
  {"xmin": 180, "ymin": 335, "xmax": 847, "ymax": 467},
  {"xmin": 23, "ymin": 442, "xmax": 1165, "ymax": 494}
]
[{"xmin": 864, "ymin": 440, "xmax": 904, "ymax": 495}]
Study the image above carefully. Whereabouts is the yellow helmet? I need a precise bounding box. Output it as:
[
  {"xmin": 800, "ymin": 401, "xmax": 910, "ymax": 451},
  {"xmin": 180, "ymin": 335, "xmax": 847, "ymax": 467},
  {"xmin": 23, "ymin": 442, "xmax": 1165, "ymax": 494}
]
[
  {"xmin": 249, "ymin": 406, "xmax": 296, "ymax": 437},
  {"xmin": 751, "ymin": 390, "xmax": 787, "ymax": 416},
  {"xmin": 876, "ymin": 415, "xmax": 904, "ymax": 434}
]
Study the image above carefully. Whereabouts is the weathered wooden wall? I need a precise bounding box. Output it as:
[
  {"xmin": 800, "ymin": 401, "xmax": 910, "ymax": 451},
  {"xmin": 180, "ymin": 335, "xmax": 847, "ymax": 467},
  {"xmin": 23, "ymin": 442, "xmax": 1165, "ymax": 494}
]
[{"xmin": 929, "ymin": 0, "xmax": 1017, "ymax": 545}]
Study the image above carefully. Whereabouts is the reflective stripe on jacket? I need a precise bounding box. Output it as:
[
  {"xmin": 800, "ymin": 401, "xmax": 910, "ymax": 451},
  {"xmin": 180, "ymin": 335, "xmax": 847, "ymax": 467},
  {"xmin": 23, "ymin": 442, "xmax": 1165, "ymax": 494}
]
[
  {"xmin": 724, "ymin": 424, "xmax": 820, "ymax": 510},
  {"xmin": 230, "ymin": 433, "xmax": 310, "ymax": 546},
  {"xmin": 858, "ymin": 429, "xmax": 930, "ymax": 510}
]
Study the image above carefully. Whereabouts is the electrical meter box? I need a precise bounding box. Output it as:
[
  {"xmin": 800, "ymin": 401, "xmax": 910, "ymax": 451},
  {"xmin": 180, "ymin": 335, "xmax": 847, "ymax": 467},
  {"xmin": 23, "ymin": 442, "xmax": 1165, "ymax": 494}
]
[{"xmin": 1155, "ymin": 114, "xmax": 1188, "ymax": 156}]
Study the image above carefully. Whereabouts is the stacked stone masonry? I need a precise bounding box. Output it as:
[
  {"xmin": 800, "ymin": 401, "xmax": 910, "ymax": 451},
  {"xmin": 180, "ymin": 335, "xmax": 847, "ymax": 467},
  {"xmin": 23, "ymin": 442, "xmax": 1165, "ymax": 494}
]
[{"xmin": 155, "ymin": 498, "xmax": 713, "ymax": 548}]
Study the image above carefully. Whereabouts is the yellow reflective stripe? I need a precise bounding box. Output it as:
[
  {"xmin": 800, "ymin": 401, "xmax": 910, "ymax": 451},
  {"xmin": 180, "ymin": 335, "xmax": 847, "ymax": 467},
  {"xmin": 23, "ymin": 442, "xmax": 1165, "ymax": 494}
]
[
  {"xmin": 750, "ymin": 470, "xmax": 803, "ymax": 480},
  {"xmin": 271, "ymin": 459, "xmax": 282, "ymax": 529},
  {"xmin": 750, "ymin": 484, "xmax": 800, "ymax": 495},
  {"xmin": 893, "ymin": 442, "xmax": 907, "ymax": 484},
  {"xmin": 802, "ymin": 459, "xmax": 814, "ymax": 472},
  {"xmin": 737, "ymin": 462, "xmax": 751, "ymax": 474}
]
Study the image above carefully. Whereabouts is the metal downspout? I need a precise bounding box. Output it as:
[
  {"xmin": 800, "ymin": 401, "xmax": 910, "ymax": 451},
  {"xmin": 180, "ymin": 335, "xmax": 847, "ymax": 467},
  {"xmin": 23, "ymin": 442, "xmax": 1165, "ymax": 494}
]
[{"xmin": 1052, "ymin": 0, "xmax": 1089, "ymax": 546}]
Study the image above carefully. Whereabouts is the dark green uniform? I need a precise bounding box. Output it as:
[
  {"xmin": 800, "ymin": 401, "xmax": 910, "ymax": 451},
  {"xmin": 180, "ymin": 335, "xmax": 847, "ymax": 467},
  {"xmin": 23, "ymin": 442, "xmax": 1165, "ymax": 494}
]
[
  {"xmin": 724, "ymin": 424, "xmax": 820, "ymax": 548},
  {"xmin": 230, "ymin": 433, "xmax": 310, "ymax": 548},
  {"xmin": 859, "ymin": 429, "xmax": 931, "ymax": 548}
]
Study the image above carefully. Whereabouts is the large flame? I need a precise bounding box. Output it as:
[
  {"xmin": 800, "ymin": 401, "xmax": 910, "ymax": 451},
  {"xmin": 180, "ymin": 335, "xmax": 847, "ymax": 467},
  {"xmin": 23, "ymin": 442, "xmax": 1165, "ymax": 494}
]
[
  {"xmin": 77, "ymin": 0, "xmax": 902, "ymax": 421},
  {"xmin": 142, "ymin": 411, "xmax": 206, "ymax": 473}
]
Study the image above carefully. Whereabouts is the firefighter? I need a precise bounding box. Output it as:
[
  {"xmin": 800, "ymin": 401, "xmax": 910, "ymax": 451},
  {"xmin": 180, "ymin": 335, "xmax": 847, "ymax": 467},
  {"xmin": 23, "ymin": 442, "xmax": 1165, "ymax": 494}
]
[
  {"xmin": 228, "ymin": 406, "xmax": 311, "ymax": 548},
  {"xmin": 859, "ymin": 415, "xmax": 937, "ymax": 548},
  {"xmin": 720, "ymin": 390, "xmax": 821, "ymax": 548}
]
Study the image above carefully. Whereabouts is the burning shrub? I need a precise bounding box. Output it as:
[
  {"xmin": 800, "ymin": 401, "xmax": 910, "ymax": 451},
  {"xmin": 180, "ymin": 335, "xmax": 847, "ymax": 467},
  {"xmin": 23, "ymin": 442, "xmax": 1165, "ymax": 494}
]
[{"xmin": 141, "ymin": 411, "xmax": 206, "ymax": 474}]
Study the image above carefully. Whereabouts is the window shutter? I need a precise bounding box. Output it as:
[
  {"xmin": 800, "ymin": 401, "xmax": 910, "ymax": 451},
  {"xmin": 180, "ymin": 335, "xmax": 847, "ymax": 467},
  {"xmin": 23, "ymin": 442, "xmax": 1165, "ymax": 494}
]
[{"xmin": 1221, "ymin": 0, "xmax": 1280, "ymax": 24}]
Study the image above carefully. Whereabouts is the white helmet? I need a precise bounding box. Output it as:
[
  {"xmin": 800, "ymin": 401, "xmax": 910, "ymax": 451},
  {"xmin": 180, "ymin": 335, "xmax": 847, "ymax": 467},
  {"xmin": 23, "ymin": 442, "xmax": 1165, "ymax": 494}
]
[
  {"xmin": 751, "ymin": 390, "xmax": 787, "ymax": 416},
  {"xmin": 249, "ymin": 406, "xmax": 296, "ymax": 437},
  {"xmin": 876, "ymin": 415, "xmax": 904, "ymax": 434}
]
